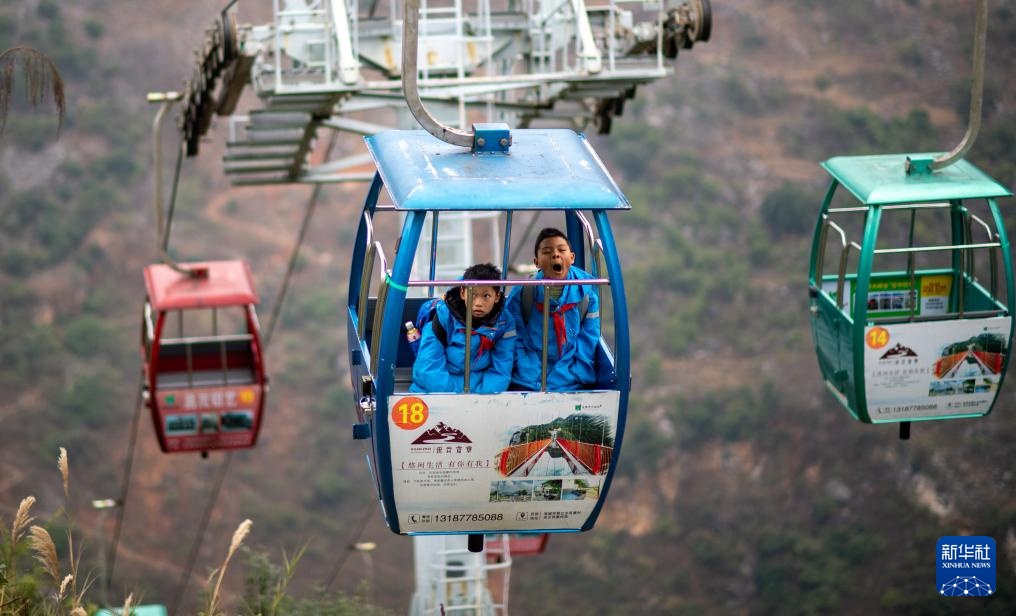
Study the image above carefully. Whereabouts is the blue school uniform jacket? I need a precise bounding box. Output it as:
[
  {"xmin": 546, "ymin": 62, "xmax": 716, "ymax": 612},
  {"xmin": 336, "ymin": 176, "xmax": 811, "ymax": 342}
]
[
  {"xmin": 506, "ymin": 267, "xmax": 600, "ymax": 391},
  {"xmin": 411, "ymin": 293, "xmax": 516, "ymax": 394}
]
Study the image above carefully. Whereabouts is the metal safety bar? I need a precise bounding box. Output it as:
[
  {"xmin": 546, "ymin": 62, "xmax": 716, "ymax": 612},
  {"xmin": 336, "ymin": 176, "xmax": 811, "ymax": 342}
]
[
  {"xmin": 906, "ymin": 209, "xmax": 917, "ymax": 321},
  {"xmin": 870, "ymin": 308, "xmax": 1006, "ymax": 325},
  {"xmin": 369, "ymin": 241, "xmax": 390, "ymax": 375},
  {"xmin": 574, "ymin": 211, "xmax": 602, "ymax": 277},
  {"xmin": 828, "ymin": 203, "xmax": 952, "ymax": 213},
  {"xmin": 969, "ymin": 212, "xmax": 999, "ymax": 297},
  {"xmin": 815, "ymin": 216, "xmax": 851, "ymax": 308},
  {"xmin": 402, "ymin": 278, "xmax": 611, "ymax": 288},
  {"xmin": 357, "ymin": 211, "xmax": 376, "ymax": 340},
  {"xmin": 160, "ymin": 334, "xmax": 254, "ymax": 346},
  {"xmin": 464, "ymin": 286, "xmax": 473, "ymax": 393},
  {"xmin": 872, "ymin": 242, "xmax": 1000, "ymax": 255},
  {"xmin": 362, "ymin": 240, "xmax": 610, "ymax": 388},
  {"xmin": 821, "ymin": 196, "xmax": 1006, "ymax": 324},
  {"xmin": 594, "ymin": 238, "xmax": 608, "ymax": 281},
  {"xmin": 826, "ymin": 201, "xmax": 1003, "ymax": 313}
]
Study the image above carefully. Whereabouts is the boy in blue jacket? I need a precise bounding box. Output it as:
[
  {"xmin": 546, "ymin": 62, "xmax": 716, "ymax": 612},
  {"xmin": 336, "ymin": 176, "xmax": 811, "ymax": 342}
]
[
  {"xmin": 506, "ymin": 228, "xmax": 600, "ymax": 391},
  {"xmin": 411, "ymin": 263, "xmax": 516, "ymax": 394}
]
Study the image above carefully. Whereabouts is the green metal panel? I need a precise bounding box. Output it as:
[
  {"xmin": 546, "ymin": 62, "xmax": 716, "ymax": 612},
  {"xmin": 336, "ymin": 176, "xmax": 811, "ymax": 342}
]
[
  {"xmin": 808, "ymin": 180, "xmax": 840, "ymax": 286},
  {"xmin": 850, "ymin": 205, "xmax": 883, "ymax": 422},
  {"xmin": 822, "ymin": 155, "xmax": 1012, "ymax": 205},
  {"xmin": 984, "ymin": 197, "xmax": 1016, "ymax": 415}
]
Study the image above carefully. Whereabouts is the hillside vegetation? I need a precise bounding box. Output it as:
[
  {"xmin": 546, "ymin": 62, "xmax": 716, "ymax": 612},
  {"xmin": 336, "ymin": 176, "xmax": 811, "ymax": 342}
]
[{"xmin": 2, "ymin": 0, "xmax": 1016, "ymax": 613}]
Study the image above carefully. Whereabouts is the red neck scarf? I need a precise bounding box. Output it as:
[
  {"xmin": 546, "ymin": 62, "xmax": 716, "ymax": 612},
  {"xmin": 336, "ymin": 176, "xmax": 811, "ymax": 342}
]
[
  {"xmin": 456, "ymin": 328, "xmax": 498, "ymax": 357},
  {"xmin": 535, "ymin": 301, "xmax": 579, "ymax": 355}
]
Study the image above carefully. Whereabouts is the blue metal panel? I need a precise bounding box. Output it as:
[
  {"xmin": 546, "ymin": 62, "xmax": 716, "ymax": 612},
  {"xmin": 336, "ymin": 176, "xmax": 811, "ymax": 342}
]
[
  {"xmin": 583, "ymin": 211, "xmax": 630, "ymax": 531},
  {"xmin": 364, "ymin": 129, "xmax": 631, "ymax": 212},
  {"xmin": 373, "ymin": 211, "xmax": 427, "ymax": 534},
  {"xmin": 347, "ymin": 174, "xmax": 383, "ymax": 316}
]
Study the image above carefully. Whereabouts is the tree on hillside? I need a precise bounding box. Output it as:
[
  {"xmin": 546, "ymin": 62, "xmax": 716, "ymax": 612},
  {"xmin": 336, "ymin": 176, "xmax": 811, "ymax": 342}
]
[{"xmin": 0, "ymin": 46, "xmax": 65, "ymax": 136}]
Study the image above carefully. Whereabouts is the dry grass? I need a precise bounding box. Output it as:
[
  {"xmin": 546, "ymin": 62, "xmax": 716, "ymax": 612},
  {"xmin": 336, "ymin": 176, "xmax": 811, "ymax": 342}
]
[
  {"xmin": 0, "ymin": 46, "xmax": 66, "ymax": 136},
  {"xmin": 58, "ymin": 447, "xmax": 69, "ymax": 502},
  {"xmin": 10, "ymin": 496, "xmax": 35, "ymax": 544},
  {"xmin": 28, "ymin": 525, "xmax": 60, "ymax": 584},
  {"xmin": 205, "ymin": 519, "xmax": 253, "ymax": 616},
  {"xmin": 59, "ymin": 573, "xmax": 73, "ymax": 600},
  {"xmin": 1, "ymin": 447, "xmax": 108, "ymax": 613}
]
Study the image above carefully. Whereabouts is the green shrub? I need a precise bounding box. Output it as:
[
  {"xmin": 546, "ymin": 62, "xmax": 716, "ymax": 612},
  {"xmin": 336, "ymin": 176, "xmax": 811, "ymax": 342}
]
[
  {"xmin": 62, "ymin": 314, "xmax": 119, "ymax": 358},
  {"xmin": 60, "ymin": 367, "xmax": 119, "ymax": 428},
  {"xmin": 760, "ymin": 182, "xmax": 819, "ymax": 238}
]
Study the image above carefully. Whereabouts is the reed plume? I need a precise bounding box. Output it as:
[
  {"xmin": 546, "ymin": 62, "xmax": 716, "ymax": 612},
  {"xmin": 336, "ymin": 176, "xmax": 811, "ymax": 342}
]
[
  {"xmin": 58, "ymin": 447, "xmax": 69, "ymax": 501},
  {"xmin": 10, "ymin": 496, "xmax": 35, "ymax": 544},
  {"xmin": 28, "ymin": 525, "xmax": 60, "ymax": 584},
  {"xmin": 206, "ymin": 519, "xmax": 252, "ymax": 615}
]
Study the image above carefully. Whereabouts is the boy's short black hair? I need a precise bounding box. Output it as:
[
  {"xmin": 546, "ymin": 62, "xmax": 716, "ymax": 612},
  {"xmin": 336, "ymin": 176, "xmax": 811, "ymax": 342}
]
[
  {"xmin": 533, "ymin": 227, "xmax": 571, "ymax": 256},
  {"xmin": 462, "ymin": 263, "xmax": 502, "ymax": 285}
]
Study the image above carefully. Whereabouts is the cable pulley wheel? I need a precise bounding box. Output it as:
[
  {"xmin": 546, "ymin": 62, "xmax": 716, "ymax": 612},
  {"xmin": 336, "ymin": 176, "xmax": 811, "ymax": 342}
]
[{"xmin": 689, "ymin": 0, "xmax": 712, "ymax": 44}]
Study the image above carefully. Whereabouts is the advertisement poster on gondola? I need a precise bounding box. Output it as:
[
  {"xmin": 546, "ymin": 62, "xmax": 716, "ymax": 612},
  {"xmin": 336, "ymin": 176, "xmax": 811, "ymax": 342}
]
[
  {"xmin": 387, "ymin": 391, "xmax": 620, "ymax": 533},
  {"xmin": 823, "ymin": 274, "xmax": 953, "ymax": 317},
  {"xmin": 863, "ymin": 317, "xmax": 1011, "ymax": 420}
]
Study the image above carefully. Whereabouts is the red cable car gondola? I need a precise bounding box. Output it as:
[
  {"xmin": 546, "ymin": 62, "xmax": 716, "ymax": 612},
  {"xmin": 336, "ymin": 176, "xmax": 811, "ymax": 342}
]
[{"xmin": 141, "ymin": 260, "xmax": 268, "ymax": 453}]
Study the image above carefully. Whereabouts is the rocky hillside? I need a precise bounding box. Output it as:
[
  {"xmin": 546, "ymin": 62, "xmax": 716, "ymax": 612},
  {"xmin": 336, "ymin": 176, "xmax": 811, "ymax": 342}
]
[{"xmin": 2, "ymin": 0, "xmax": 1016, "ymax": 613}]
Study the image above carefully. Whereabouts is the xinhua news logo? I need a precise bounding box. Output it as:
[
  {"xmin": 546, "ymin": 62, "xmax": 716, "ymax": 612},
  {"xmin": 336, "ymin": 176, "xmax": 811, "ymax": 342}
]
[{"xmin": 936, "ymin": 536, "xmax": 995, "ymax": 597}]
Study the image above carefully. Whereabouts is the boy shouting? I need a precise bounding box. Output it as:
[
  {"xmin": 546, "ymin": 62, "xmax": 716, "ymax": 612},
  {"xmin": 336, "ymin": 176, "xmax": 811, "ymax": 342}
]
[{"xmin": 507, "ymin": 228, "xmax": 599, "ymax": 391}]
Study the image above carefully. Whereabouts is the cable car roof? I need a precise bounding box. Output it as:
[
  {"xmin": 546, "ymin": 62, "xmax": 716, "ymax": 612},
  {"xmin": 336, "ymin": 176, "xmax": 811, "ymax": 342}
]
[
  {"xmin": 144, "ymin": 260, "xmax": 259, "ymax": 311},
  {"xmin": 822, "ymin": 154, "xmax": 1012, "ymax": 205},
  {"xmin": 364, "ymin": 129, "xmax": 631, "ymax": 211}
]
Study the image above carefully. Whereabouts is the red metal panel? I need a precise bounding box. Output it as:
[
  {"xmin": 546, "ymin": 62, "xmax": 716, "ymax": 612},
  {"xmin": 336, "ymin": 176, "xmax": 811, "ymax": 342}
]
[
  {"xmin": 144, "ymin": 261, "xmax": 259, "ymax": 311},
  {"xmin": 152, "ymin": 384, "xmax": 264, "ymax": 453}
]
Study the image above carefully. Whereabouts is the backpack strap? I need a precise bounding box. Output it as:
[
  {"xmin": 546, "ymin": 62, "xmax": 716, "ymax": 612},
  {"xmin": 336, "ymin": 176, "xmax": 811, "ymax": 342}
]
[
  {"xmin": 520, "ymin": 285, "xmax": 534, "ymax": 326},
  {"xmin": 431, "ymin": 316, "xmax": 447, "ymax": 346}
]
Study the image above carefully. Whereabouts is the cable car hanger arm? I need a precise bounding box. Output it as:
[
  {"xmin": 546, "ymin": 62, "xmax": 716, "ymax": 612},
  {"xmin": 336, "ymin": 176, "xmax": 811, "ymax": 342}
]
[
  {"xmin": 148, "ymin": 91, "xmax": 207, "ymax": 278},
  {"xmin": 401, "ymin": 0, "xmax": 471, "ymax": 148},
  {"xmin": 908, "ymin": 0, "xmax": 987, "ymax": 174}
]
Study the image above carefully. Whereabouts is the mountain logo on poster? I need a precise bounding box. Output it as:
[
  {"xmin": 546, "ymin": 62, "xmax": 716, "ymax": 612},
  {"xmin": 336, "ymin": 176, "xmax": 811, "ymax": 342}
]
[
  {"xmin": 412, "ymin": 422, "xmax": 473, "ymax": 444},
  {"xmin": 880, "ymin": 343, "xmax": 918, "ymax": 360}
]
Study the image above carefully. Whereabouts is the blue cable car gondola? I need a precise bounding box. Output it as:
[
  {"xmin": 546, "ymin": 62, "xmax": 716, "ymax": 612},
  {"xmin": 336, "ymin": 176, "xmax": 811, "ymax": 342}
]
[{"xmin": 347, "ymin": 127, "xmax": 631, "ymax": 541}]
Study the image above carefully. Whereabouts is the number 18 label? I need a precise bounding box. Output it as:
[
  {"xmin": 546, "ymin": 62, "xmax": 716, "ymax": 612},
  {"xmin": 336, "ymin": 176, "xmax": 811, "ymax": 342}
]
[{"xmin": 391, "ymin": 396, "xmax": 429, "ymax": 430}]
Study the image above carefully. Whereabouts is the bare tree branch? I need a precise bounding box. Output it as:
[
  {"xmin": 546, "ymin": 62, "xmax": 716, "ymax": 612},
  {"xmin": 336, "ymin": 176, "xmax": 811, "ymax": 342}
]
[{"xmin": 0, "ymin": 46, "xmax": 65, "ymax": 137}]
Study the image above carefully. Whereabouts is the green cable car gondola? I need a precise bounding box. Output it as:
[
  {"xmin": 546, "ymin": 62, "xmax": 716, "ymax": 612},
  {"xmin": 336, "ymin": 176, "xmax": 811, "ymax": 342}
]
[{"xmin": 808, "ymin": 153, "xmax": 1013, "ymax": 436}]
